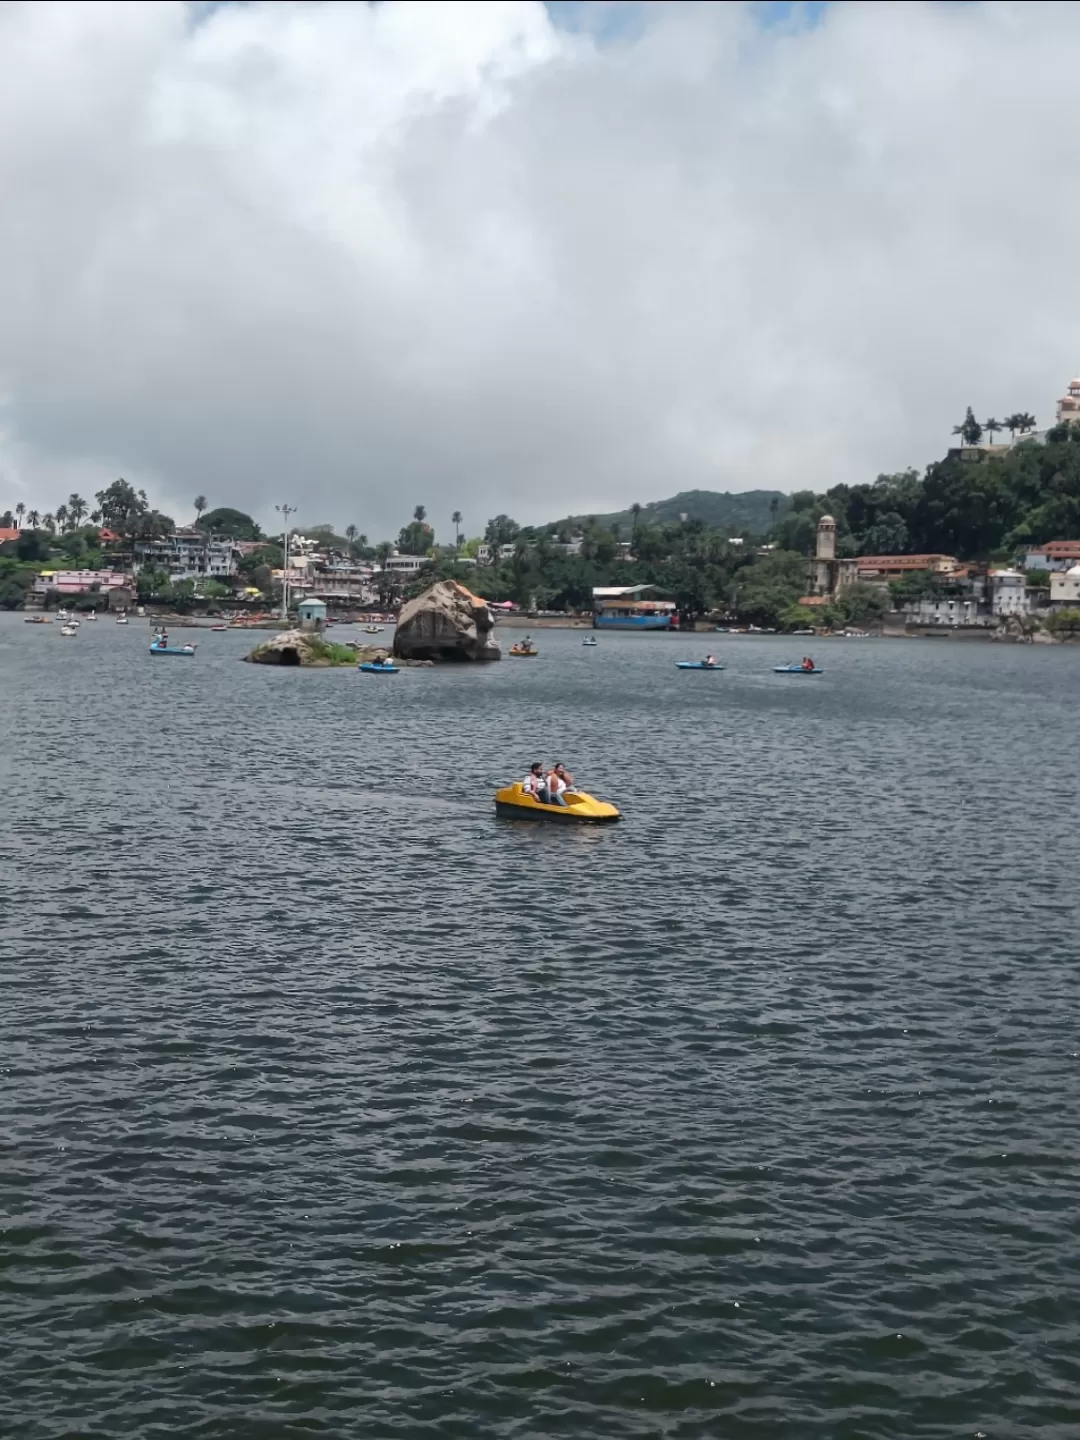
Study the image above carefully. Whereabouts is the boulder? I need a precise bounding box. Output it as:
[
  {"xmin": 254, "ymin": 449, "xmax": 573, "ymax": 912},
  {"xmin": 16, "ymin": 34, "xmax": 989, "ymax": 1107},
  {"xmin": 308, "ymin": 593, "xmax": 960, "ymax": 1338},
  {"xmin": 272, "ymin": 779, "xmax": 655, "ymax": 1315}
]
[
  {"xmin": 393, "ymin": 580, "xmax": 500, "ymax": 663},
  {"xmin": 242, "ymin": 629, "xmax": 350, "ymax": 666}
]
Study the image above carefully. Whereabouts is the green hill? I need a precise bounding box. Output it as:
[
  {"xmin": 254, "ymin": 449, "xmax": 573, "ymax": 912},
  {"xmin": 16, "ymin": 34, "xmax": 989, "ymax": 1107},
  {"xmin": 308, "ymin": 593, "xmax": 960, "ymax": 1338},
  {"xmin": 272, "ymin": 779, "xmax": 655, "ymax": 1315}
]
[{"xmin": 554, "ymin": 489, "xmax": 788, "ymax": 537}]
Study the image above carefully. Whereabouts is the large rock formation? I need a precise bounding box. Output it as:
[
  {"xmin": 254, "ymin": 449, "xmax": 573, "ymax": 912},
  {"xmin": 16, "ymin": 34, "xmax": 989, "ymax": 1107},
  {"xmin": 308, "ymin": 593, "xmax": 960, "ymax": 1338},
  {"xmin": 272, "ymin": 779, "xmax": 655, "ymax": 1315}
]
[
  {"xmin": 393, "ymin": 580, "xmax": 500, "ymax": 662},
  {"xmin": 242, "ymin": 629, "xmax": 352, "ymax": 666}
]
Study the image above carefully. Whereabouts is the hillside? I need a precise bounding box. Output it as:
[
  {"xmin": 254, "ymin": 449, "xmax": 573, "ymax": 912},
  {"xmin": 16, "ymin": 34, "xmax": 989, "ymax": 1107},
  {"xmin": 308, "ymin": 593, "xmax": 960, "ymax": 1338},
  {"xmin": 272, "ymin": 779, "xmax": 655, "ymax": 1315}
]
[{"xmin": 555, "ymin": 489, "xmax": 788, "ymax": 537}]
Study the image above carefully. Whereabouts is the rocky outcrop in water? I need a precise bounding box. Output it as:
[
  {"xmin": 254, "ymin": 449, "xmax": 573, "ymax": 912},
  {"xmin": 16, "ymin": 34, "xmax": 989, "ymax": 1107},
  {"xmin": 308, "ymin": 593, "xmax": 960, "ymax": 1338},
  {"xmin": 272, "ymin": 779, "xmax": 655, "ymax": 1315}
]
[
  {"xmin": 393, "ymin": 580, "xmax": 500, "ymax": 663},
  {"xmin": 242, "ymin": 630, "xmax": 351, "ymax": 666}
]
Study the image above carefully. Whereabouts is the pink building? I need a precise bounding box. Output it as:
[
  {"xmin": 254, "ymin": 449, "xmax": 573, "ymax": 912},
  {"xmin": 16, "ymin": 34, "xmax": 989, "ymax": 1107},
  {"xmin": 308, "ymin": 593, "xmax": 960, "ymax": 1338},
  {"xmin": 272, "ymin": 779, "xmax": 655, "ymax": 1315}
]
[{"xmin": 32, "ymin": 569, "xmax": 130, "ymax": 595}]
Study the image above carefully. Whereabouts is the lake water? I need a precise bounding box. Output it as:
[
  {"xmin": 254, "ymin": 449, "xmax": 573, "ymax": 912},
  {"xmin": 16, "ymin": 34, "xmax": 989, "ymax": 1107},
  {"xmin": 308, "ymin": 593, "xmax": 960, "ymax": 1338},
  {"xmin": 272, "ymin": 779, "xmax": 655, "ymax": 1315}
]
[{"xmin": 2, "ymin": 616, "xmax": 1079, "ymax": 1439}]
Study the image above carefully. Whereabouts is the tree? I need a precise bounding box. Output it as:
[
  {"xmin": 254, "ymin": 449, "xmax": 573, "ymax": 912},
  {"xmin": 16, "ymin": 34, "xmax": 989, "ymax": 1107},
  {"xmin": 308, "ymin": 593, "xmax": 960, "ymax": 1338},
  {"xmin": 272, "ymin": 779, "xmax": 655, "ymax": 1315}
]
[
  {"xmin": 984, "ymin": 417, "xmax": 1003, "ymax": 445},
  {"xmin": 200, "ymin": 506, "xmax": 262, "ymax": 541},
  {"xmin": 42, "ymin": 513, "xmax": 55, "ymax": 533},
  {"xmin": 484, "ymin": 514, "xmax": 520, "ymax": 548},
  {"xmin": 860, "ymin": 510, "xmax": 909, "ymax": 556},
  {"xmin": 194, "ymin": 495, "xmax": 207, "ymax": 524},
  {"xmin": 26, "ymin": 510, "xmax": 40, "ymax": 528},
  {"xmin": 769, "ymin": 495, "xmax": 780, "ymax": 531},
  {"xmin": 345, "ymin": 524, "xmax": 358, "ymax": 546},
  {"xmin": 953, "ymin": 407, "xmax": 983, "ymax": 447},
  {"xmin": 1002, "ymin": 413, "xmax": 1021, "ymax": 441},
  {"xmin": 55, "ymin": 504, "xmax": 69, "ymax": 533},
  {"xmin": 1017, "ymin": 412, "xmax": 1037, "ymax": 435},
  {"xmin": 451, "ymin": 510, "xmax": 463, "ymax": 547},
  {"xmin": 15, "ymin": 502, "xmax": 24, "ymax": 528},
  {"xmin": 397, "ymin": 514, "xmax": 433, "ymax": 555},
  {"xmin": 67, "ymin": 494, "xmax": 88, "ymax": 527},
  {"xmin": 375, "ymin": 541, "xmax": 392, "ymax": 569},
  {"xmin": 95, "ymin": 479, "xmax": 147, "ymax": 539}
]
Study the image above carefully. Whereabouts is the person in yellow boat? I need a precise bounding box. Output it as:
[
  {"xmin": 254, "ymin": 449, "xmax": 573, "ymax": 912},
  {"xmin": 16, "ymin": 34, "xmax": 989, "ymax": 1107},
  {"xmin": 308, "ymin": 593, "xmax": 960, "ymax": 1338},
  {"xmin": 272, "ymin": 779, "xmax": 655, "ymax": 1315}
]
[
  {"xmin": 545, "ymin": 762, "xmax": 577, "ymax": 806},
  {"xmin": 524, "ymin": 762, "xmax": 549, "ymax": 800}
]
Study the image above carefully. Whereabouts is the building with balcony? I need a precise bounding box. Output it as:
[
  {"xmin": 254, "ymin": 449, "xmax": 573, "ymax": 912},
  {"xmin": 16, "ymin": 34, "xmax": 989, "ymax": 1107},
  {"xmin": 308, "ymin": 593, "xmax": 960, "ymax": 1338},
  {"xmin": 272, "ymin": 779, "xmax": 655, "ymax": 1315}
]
[{"xmin": 133, "ymin": 529, "xmax": 239, "ymax": 580}]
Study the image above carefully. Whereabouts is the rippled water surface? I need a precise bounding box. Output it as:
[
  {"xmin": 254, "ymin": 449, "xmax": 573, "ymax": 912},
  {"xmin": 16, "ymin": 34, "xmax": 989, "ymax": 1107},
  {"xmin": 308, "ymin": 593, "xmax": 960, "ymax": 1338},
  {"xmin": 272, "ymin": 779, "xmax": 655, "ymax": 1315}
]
[{"xmin": 2, "ymin": 616, "xmax": 1079, "ymax": 1439}]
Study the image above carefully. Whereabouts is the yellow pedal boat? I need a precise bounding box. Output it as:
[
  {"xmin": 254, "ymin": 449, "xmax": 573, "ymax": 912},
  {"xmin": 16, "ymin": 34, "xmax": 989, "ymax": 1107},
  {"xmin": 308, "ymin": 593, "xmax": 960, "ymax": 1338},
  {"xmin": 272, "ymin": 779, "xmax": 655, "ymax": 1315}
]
[
  {"xmin": 494, "ymin": 782, "xmax": 621, "ymax": 824},
  {"xmin": 509, "ymin": 645, "xmax": 538, "ymax": 657}
]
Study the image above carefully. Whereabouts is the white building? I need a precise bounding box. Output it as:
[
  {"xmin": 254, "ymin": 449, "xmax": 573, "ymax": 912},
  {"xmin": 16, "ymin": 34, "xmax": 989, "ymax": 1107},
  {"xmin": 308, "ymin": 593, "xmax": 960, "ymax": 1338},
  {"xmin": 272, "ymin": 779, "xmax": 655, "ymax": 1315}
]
[
  {"xmin": 133, "ymin": 530, "xmax": 239, "ymax": 580},
  {"xmin": 989, "ymin": 569, "xmax": 1031, "ymax": 616},
  {"xmin": 382, "ymin": 554, "xmax": 429, "ymax": 576},
  {"xmin": 1050, "ymin": 564, "xmax": 1080, "ymax": 607},
  {"xmin": 1022, "ymin": 541, "xmax": 1080, "ymax": 571},
  {"xmin": 902, "ymin": 597, "xmax": 988, "ymax": 627}
]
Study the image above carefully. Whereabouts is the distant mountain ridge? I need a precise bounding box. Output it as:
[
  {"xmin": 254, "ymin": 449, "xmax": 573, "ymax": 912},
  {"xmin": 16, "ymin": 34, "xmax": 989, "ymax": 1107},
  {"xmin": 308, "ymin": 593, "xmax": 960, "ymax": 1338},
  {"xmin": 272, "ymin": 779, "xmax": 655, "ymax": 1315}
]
[{"xmin": 553, "ymin": 489, "xmax": 788, "ymax": 537}]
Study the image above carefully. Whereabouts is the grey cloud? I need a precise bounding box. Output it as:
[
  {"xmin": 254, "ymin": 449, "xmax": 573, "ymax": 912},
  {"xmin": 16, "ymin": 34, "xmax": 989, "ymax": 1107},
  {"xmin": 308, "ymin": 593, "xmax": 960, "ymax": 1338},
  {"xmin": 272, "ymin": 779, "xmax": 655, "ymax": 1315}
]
[{"xmin": 0, "ymin": 0, "xmax": 1078, "ymax": 540}]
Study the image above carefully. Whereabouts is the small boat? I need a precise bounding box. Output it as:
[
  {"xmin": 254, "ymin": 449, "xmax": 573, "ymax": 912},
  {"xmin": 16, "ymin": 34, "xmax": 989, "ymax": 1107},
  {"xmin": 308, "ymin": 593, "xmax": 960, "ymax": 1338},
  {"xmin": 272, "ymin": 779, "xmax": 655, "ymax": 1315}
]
[
  {"xmin": 509, "ymin": 644, "xmax": 538, "ymax": 657},
  {"xmin": 363, "ymin": 624, "xmax": 383, "ymax": 634},
  {"xmin": 60, "ymin": 625, "xmax": 77, "ymax": 637},
  {"xmin": 149, "ymin": 643, "xmax": 196, "ymax": 656},
  {"xmin": 582, "ymin": 637, "xmax": 598, "ymax": 646},
  {"xmin": 116, "ymin": 616, "xmax": 128, "ymax": 625},
  {"xmin": 676, "ymin": 661, "xmax": 724, "ymax": 670},
  {"xmin": 69, "ymin": 618, "xmax": 80, "ymax": 628},
  {"xmin": 359, "ymin": 661, "xmax": 398, "ymax": 673},
  {"xmin": 774, "ymin": 664, "xmax": 823, "ymax": 674},
  {"xmin": 84, "ymin": 610, "xmax": 97, "ymax": 621},
  {"xmin": 494, "ymin": 782, "xmax": 620, "ymax": 824},
  {"xmin": 211, "ymin": 624, "xmax": 228, "ymax": 632},
  {"xmin": 24, "ymin": 615, "xmax": 51, "ymax": 624},
  {"xmin": 57, "ymin": 608, "xmax": 70, "ymax": 621}
]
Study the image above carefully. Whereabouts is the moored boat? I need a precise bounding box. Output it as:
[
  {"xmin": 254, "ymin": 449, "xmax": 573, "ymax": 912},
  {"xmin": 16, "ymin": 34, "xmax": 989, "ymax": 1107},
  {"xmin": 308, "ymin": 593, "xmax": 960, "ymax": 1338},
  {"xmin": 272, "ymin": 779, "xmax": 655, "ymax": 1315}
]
[
  {"xmin": 359, "ymin": 660, "xmax": 398, "ymax": 673},
  {"xmin": 150, "ymin": 642, "xmax": 196, "ymax": 656}
]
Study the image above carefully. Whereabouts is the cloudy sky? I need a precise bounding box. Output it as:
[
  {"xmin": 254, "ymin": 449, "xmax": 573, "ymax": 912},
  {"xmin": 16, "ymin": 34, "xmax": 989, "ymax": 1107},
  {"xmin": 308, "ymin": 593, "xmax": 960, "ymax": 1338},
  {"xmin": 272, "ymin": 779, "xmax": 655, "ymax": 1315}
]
[{"xmin": 1, "ymin": 0, "xmax": 1078, "ymax": 540}]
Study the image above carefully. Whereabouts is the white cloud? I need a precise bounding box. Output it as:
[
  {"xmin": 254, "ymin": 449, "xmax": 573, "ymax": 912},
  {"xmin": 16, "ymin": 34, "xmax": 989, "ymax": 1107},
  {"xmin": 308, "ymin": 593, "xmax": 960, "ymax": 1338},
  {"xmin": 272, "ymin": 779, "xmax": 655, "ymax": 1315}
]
[{"xmin": 1, "ymin": 0, "xmax": 1079, "ymax": 538}]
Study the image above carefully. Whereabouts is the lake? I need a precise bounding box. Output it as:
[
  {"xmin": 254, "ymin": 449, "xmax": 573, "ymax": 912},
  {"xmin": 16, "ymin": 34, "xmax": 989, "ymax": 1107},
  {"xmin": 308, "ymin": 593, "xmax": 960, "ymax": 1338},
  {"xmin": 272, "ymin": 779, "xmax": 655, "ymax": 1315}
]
[{"xmin": 2, "ymin": 616, "xmax": 1079, "ymax": 1439}]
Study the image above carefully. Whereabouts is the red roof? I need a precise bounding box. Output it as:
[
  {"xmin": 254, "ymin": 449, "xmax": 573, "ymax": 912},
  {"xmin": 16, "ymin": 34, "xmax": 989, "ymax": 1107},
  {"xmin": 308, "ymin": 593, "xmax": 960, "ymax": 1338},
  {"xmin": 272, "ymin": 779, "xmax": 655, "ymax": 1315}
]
[
  {"xmin": 0, "ymin": 528, "xmax": 19, "ymax": 543},
  {"xmin": 1028, "ymin": 540, "xmax": 1080, "ymax": 555},
  {"xmin": 98, "ymin": 528, "xmax": 122, "ymax": 542}
]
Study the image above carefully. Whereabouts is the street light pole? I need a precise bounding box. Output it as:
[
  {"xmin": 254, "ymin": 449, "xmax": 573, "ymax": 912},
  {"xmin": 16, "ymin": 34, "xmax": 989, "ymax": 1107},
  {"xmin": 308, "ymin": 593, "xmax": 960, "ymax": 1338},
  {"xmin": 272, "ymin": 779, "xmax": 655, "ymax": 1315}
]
[{"xmin": 276, "ymin": 504, "xmax": 296, "ymax": 623}]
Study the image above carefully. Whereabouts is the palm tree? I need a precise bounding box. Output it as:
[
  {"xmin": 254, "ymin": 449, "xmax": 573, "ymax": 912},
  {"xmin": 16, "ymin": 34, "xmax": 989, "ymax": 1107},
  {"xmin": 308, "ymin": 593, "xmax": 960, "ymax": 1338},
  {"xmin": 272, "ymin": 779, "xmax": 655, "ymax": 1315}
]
[
  {"xmin": 984, "ymin": 417, "xmax": 1002, "ymax": 445},
  {"xmin": 27, "ymin": 509, "xmax": 40, "ymax": 529},
  {"xmin": 451, "ymin": 510, "xmax": 463, "ymax": 547},
  {"xmin": 1002, "ymin": 413, "xmax": 1021, "ymax": 441},
  {"xmin": 194, "ymin": 495, "xmax": 207, "ymax": 525},
  {"xmin": 357, "ymin": 533, "xmax": 368, "ymax": 552},
  {"xmin": 413, "ymin": 505, "xmax": 426, "ymax": 524},
  {"xmin": 375, "ymin": 541, "xmax": 392, "ymax": 569},
  {"xmin": 15, "ymin": 501, "xmax": 24, "ymax": 528},
  {"xmin": 769, "ymin": 496, "xmax": 780, "ymax": 530},
  {"xmin": 345, "ymin": 524, "xmax": 358, "ymax": 545},
  {"xmin": 55, "ymin": 503, "xmax": 69, "ymax": 532},
  {"xmin": 1018, "ymin": 412, "xmax": 1037, "ymax": 434},
  {"xmin": 90, "ymin": 510, "xmax": 101, "ymax": 525},
  {"xmin": 43, "ymin": 512, "xmax": 55, "ymax": 533},
  {"xmin": 67, "ymin": 493, "xmax": 87, "ymax": 527}
]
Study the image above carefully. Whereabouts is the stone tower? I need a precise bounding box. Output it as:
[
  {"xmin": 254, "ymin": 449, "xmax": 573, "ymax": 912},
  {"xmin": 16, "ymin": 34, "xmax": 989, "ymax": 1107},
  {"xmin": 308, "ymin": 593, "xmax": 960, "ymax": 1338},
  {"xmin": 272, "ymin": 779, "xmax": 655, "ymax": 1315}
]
[{"xmin": 809, "ymin": 515, "xmax": 837, "ymax": 596}]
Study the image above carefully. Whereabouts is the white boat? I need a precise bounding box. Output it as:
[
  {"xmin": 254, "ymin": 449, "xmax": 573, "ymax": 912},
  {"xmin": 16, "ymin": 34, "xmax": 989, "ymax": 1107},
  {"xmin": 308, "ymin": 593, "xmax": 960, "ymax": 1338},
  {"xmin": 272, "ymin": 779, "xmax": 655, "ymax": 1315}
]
[
  {"xmin": 57, "ymin": 608, "xmax": 70, "ymax": 621},
  {"xmin": 60, "ymin": 624, "xmax": 77, "ymax": 637},
  {"xmin": 69, "ymin": 618, "xmax": 80, "ymax": 628},
  {"xmin": 85, "ymin": 610, "xmax": 97, "ymax": 621},
  {"xmin": 116, "ymin": 616, "xmax": 128, "ymax": 625}
]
